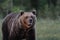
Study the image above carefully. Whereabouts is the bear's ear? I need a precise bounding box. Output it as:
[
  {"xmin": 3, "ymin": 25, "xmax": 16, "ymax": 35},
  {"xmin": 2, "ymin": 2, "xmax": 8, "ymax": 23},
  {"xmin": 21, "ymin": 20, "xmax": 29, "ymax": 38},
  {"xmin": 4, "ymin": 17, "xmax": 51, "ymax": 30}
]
[
  {"xmin": 20, "ymin": 11, "xmax": 24, "ymax": 15},
  {"xmin": 32, "ymin": 10, "xmax": 36, "ymax": 15}
]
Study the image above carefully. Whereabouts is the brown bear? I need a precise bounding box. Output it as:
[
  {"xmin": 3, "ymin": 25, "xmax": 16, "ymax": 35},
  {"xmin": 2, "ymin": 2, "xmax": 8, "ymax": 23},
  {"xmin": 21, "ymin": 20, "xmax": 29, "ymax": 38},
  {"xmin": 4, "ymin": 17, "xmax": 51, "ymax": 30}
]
[{"xmin": 2, "ymin": 10, "xmax": 36, "ymax": 40}]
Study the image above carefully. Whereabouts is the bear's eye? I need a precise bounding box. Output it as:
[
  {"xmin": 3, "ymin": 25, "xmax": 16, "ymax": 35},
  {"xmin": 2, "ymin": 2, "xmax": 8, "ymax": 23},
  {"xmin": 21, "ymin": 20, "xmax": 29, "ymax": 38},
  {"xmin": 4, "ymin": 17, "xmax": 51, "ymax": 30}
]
[
  {"xmin": 31, "ymin": 16, "xmax": 33, "ymax": 18},
  {"xmin": 31, "ymin": 16, "xmax": 35, "ymax": 19},
  {"xmin": 31, "ymin": 16, "xmax": 34, "ymax": 18},
  {"xmin": 26, "ymin": 16, "xmax": 28, "ymax": 19}
]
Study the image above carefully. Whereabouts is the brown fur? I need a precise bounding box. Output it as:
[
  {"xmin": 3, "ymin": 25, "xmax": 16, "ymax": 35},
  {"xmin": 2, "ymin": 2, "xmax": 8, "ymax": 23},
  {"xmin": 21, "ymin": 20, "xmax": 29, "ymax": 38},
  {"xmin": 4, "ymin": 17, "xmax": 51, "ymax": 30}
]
[
  {"xmin": 19, "ymin": 12, "xmax": 36, "ymax": 29},
  {"xmin": 2, "ymin": 11, "xmax": 36, "ymax": 40}
]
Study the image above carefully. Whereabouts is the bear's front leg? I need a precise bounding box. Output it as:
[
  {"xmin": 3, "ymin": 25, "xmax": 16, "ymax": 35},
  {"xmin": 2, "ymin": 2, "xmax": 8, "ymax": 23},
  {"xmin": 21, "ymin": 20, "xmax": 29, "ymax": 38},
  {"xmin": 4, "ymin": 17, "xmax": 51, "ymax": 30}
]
[{"xmin": 27, "ymin": 29, "xmax": 35, "ymax": 40}]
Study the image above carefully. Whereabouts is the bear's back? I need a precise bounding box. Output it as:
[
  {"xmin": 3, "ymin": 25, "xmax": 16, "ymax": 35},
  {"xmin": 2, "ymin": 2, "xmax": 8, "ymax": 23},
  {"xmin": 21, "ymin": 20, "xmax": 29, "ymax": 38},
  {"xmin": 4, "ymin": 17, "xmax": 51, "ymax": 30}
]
[
  {"xmin": 3, "ymin": 13, "xmax": 17, "ymax": 23},
  {"xmin": 2, "ymin": 13, "xmax": 18, "ymax": 32}
]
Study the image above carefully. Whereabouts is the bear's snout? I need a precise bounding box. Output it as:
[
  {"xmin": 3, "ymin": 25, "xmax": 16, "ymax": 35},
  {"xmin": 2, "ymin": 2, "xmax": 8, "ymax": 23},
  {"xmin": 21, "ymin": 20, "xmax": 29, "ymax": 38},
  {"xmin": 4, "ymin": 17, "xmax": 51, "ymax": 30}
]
[
  {"xmin": 29, "ymin": 19, "xmax": 33, "ymax": 23},
  {"xmin": 28, "ymin": 18, "xmax": 33, "ymax": 26}
]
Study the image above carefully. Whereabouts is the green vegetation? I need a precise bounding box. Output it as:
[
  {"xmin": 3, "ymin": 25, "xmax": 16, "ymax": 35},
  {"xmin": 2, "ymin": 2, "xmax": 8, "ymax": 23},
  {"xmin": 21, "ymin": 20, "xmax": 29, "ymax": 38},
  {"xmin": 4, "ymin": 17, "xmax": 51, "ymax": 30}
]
[
  {"xmin": 0, "ymin": 19, "xmax": 3, "ymax": 40},
  {"xmin": 36, "ymin": 19, "xmax": 60, "ymax": 40},
  {"xmin": 0, "ymin": 0, "xmax": 60, "ymax": 19}
]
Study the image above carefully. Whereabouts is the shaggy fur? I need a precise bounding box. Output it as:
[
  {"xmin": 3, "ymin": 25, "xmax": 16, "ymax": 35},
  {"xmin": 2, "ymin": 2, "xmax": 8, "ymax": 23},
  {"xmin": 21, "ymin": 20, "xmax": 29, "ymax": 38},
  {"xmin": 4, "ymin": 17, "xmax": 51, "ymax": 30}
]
[{"xmin": 2, "ymin": 11, "xmax": 36, "ymax": 40}]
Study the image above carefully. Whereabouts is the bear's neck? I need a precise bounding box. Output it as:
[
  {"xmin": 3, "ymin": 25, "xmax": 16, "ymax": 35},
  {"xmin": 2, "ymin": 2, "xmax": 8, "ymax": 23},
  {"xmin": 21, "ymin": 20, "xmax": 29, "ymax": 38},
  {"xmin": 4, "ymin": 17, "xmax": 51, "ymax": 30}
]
[{"xmin": 21, "ymin": 25, "xmax": 33, "ymax": 31}]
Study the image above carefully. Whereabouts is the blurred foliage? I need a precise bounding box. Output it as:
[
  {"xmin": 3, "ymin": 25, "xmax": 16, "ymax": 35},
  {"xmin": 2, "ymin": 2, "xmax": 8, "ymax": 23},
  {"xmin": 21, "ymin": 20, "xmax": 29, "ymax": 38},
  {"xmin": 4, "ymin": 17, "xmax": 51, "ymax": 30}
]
[{"xmin": 0, "ymin": 0, "xmax": 60, "ymax": 19}]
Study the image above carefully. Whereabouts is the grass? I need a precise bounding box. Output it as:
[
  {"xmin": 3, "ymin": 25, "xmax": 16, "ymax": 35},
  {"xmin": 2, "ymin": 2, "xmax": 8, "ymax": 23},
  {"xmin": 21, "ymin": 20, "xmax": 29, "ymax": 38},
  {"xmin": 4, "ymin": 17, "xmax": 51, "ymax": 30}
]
[
  {"xmin": 0, "ymin": 19, "xmax": 60, "ymax": 40},
  {"xmin": 36, "ymin": 19, "xmax": 60, "ymax": 40},
  {"xmin": 0, "ymin": 19, "xmax": 3, "ymax": 40}
]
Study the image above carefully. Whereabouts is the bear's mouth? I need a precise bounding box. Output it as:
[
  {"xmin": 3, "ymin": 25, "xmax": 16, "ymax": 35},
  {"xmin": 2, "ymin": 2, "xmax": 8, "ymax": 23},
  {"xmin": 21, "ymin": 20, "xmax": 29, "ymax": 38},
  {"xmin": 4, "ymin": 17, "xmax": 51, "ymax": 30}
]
[
  {"xmin": 28, "ymin": 24, "xmax": 31, "ymax": 26},
  {"xmin": 28, "ymin": 23, "xmax": 32, "ymax": 26}
]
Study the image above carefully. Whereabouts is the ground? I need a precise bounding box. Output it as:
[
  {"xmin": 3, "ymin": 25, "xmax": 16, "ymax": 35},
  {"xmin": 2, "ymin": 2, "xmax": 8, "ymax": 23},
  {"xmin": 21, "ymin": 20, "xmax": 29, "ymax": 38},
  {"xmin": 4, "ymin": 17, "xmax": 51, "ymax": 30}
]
[{"xmin": 0, "ymin": 19, "xmax": 60, "ymax": 40}]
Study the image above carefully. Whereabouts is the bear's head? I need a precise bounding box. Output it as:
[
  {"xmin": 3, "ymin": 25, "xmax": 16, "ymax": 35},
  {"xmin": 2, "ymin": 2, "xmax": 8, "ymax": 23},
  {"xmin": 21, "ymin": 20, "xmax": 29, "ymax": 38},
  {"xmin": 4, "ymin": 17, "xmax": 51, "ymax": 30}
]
[{"xmin": 18, "ymin": 10, "xmax": 36, "ymax": 29}]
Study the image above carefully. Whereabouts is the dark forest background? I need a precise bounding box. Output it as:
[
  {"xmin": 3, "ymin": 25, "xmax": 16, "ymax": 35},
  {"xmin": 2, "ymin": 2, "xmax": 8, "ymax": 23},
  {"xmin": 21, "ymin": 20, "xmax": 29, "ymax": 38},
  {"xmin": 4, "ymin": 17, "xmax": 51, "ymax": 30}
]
[{"xmin": 0, "ymin": 0, "xmax": 60, "ymax": 20}]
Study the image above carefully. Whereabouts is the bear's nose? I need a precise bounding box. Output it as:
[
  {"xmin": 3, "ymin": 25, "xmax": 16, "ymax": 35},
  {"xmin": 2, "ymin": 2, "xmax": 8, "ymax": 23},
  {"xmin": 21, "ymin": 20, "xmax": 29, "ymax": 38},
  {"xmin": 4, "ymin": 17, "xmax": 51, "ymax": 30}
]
[{"xmin": 29, "ymin": 19, "xmax": 33, "ymax": 23}]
